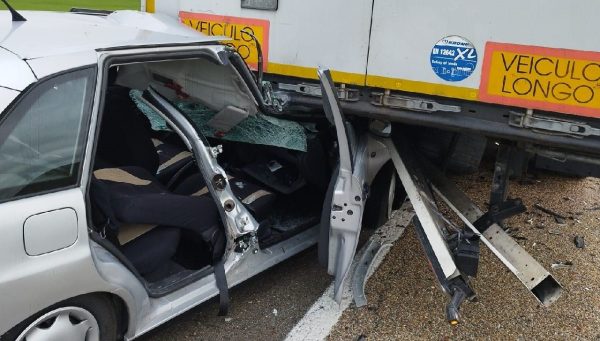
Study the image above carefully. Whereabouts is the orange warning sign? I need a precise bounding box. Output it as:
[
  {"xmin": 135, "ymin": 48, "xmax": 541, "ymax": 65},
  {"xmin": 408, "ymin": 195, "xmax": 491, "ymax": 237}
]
[
  {"xmin": 179, "ymin": 11, "xmax": 269, "ymax": 71},
  {"xmin": 479, "ymin": 42, "xmax": 600, "ymax": 118}
]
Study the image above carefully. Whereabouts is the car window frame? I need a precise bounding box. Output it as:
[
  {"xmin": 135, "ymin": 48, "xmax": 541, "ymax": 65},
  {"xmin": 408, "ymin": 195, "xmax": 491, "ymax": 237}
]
[{"xmin": 0, "ymin": 66, "xmax": 97, "ymax": 204}]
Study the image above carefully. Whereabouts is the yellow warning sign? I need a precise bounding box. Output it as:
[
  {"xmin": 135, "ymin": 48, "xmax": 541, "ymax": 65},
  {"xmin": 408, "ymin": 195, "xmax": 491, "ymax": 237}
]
[
  {"xmin": 480, "ymin": 42, "xmax": 600, "ymax": 118},
  {"xmin": 179, "ymin": 11, "xmax": 270, "ymax": 71}
]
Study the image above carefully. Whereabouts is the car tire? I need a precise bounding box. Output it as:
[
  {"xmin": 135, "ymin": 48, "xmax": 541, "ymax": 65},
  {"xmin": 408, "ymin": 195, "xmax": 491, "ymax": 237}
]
[
  {"xmin": 362, "ymin": 162, "xmax": 399, "ymax": 230},
  {"xmin": 2, "ymin": 294, "xmax": 118, "ymax": 341}
]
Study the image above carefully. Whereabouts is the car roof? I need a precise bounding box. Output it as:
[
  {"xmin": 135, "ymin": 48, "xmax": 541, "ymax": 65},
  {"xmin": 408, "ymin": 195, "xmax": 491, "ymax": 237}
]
[
  {"xmin": 0, "ymin": 10, "xmax": 219, "ymax": 59},
  {"xmin": 0, "ymin": 10, "xmax": 220, "ymax": 90}
]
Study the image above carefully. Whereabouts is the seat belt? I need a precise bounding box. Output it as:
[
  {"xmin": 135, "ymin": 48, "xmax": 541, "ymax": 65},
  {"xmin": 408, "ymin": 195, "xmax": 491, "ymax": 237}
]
[
  {"xmin": 213, "ymin": 258, "xmax": 229, "ymax": 316},
  {"xmin": 201, "ymin": 224, "xmax": 229, "ymax": 315}
]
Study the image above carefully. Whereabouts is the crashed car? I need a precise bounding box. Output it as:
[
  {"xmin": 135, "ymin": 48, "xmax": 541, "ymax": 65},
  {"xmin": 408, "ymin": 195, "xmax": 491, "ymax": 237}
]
[
  {"xmin": 1, "ymin": 5, "xmax": 573, "ymax": 341},
  {"xmin": 0, "ymin": 9, "xmax": 404, "ymax": 341}
]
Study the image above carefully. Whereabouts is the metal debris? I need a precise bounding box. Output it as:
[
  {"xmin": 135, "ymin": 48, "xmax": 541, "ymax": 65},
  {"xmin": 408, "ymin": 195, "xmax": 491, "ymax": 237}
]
[
  {"xmin": 548, "ymin": 230, "xmax": 562, "ymax": 235},
  {"xmin": 555, "ymin": 216, "xmax": 567, "ymax": 225},
  {"xmin": 534, "ymin": 203, "xmax": 567, "ymax": 223},
  {"xmin": 329, "ymin": 172, "xmax": 600, "ymax": 340},
  {"xmin": 273, "ymin": 308, "xmax": 278, "ymax": 316},
  {"xmin": 551, "ymin": 261, "xmax": 573, "ymax": 269},
  {"xmin": 574, "ymin": 236, "xmax": 585, "ymax": 248}
]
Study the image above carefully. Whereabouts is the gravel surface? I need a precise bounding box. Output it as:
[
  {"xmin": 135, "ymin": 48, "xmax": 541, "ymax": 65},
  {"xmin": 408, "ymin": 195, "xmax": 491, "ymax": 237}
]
[
  {"xmin": 141, "ymin": 247, "xmax": 330, "ymax": 341},
  {"xmin": 330, "ymin": 168, "xmax": 600, "ymax": 340}
]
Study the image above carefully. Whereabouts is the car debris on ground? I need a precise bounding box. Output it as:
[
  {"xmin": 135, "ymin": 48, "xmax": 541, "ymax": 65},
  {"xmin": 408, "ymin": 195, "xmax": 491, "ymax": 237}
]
[
  {"xmin": 574, "ymin": 236, "xmax": 585, "ymax": 249},
  {"xmin": 329, "ymin": 168, "xmax": 600, "ymax": 340},
  {"xmin": 534, "ymin": 203, "xmax": 568, "ymax": 225},
  {"xmin": 551, "ymin": 261, "xmax": 574, "ymax": 270}
]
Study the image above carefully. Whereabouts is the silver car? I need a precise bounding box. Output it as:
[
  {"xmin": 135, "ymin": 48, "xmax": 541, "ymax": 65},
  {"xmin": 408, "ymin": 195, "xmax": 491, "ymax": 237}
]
[{"xmin": 0, "ymin": 9, "xmax": 400, "ymax": 341}]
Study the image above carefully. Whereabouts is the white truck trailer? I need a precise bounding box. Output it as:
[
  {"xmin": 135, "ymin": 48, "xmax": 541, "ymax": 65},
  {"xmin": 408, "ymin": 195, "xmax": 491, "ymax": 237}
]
[
  {"xmin": 144, "ymin": 0, "xmax": 600, "ymax": 175},
  {"xmin": 141, "ymin": 0, "xmax": 599, "ymax": 322}
]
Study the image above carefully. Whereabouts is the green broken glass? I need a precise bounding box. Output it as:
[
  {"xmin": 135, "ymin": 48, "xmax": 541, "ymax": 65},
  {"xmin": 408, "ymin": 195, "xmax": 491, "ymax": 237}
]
[{"xmin": 130, "ymin": 90, "xmax": 307, "ymax": 152}]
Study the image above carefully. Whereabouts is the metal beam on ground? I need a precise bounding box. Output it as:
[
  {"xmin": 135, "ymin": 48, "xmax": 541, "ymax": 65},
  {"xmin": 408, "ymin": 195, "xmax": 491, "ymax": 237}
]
[{"xmin": 421, "ymin": 158, "xmax": 563, "ymax": 306}]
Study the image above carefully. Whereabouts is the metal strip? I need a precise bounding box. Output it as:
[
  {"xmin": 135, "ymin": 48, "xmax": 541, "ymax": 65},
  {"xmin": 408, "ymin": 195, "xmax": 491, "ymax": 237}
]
[
  {"xmin": 384, "ymin": 138, "xmax": 459, "ymax": 280},
  {"xmin": 371, "ymin": 91, "xmax": 461, "ymax": 113}
]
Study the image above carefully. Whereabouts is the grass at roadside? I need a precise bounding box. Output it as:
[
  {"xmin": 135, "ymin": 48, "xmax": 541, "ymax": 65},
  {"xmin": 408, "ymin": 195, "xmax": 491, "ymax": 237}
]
[{"xmin": 8, "ymin": 0, "xmax": 139, "ymax": 11}]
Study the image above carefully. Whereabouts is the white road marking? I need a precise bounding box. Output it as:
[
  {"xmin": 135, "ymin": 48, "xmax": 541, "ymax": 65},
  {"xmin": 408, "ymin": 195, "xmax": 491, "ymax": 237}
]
[{"xmin": 285, "ymin": 202, "xmax": 414, "ymax": 341}]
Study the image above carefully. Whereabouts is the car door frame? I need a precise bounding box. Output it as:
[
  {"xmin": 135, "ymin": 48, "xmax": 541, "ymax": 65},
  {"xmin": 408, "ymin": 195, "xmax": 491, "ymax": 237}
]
[{"xmin": 317, "ymin": 69, "xmax": 372, "ymax": 302}]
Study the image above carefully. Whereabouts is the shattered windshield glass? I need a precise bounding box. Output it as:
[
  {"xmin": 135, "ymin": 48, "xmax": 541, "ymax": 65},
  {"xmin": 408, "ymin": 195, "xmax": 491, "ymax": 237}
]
[{"xmin": 131, "ymin": 90, "xmax": 307, "ymax": 152}]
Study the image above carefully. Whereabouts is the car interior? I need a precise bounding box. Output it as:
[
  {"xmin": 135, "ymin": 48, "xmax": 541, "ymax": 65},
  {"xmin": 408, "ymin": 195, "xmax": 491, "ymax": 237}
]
[{"xmin": 88, "ymin": 58, "xmax": 337, "ymax": 293}]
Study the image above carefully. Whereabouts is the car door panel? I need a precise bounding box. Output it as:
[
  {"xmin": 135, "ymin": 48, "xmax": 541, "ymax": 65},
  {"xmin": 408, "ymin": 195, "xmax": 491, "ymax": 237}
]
[{"xmin": 0, "ymin": 67, "xmax": 106, "ymax": 334}]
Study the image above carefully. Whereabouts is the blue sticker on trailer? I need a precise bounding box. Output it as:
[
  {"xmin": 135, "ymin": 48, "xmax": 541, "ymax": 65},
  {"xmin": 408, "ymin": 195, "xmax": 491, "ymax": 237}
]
[{"xmin": 430, "ymin": 35, "xmax": 478, "ymax": 82}]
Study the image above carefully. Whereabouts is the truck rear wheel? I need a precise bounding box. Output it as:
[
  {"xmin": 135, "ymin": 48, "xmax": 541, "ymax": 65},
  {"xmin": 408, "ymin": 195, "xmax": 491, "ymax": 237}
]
[{"xmin": 415, "ymin": 128, "xmax": 487, "ymax": 174}]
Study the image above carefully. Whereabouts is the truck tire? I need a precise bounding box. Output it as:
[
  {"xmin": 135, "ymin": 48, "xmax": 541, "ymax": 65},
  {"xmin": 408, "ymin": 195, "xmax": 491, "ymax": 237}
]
[{"xmin": 415, "ymin": 128, "xmax": 487, "ymax": 174}]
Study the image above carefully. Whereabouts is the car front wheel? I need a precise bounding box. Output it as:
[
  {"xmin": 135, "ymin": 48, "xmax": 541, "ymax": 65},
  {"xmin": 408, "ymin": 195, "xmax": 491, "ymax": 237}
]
[{"xmin": 3, "ymin": 294, "xmax": 117, "ymax": 341}]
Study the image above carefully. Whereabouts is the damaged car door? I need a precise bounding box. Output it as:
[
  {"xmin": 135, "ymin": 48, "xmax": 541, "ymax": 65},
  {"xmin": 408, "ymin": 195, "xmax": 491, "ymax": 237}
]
[{"xmin": 318, "ymin": 69, "xmax": 367, "ymax": 303}]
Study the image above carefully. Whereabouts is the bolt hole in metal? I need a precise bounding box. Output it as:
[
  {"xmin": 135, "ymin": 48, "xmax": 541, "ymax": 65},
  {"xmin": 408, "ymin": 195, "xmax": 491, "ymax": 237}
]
[
  {"xmin": 17, "ymin": 307, "xmax": 99, "ymax": 341},
  {"xmin": 224, "ymin": 199, "xmax": 235, "ymax": 212},
  {"xmin": 212, "ymin": 174, "xmax": 227, "ymax": 191}
]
